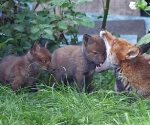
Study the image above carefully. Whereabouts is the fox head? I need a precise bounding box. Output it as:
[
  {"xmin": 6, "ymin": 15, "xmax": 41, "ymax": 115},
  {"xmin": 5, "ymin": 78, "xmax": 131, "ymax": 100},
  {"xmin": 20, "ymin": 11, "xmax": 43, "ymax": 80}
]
[
  {"xmin": 82, "ymin": 34, "xmax": 106, "ymax": 67},
  {"xmin": 96, "ymin": 30, "xmax": 140, "ymax": 72},
  {"xmin": 30, "ymin": 42, "xmax": 55, "ymax": 72}
]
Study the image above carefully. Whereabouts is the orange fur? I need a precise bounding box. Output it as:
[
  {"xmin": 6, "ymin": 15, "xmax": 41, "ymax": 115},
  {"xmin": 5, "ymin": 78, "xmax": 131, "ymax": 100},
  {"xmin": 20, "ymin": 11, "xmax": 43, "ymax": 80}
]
[{"xmin": 100, "ymin": 30, "xmax": 150, "ymax": 97}]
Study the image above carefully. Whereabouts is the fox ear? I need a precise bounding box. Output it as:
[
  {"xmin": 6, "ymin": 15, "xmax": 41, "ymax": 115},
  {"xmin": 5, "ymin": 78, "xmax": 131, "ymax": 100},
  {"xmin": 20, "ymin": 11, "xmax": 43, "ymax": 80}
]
[
  {"xmin": 126, "ymin": 47, "xmax": 139, "ymax": 60},
  {"xmin": 40, "ymin": 42, "xmax": 48, "ymax": 48},
  {"xmin": 44, "ymin": 42, "xmax": 48, "ymax": 48},
  {"xmin": 31, "ymin": 42, "xmax": 40, "ymax": 52},
  {"xmin": 83, "ymin": 34, "xmax": 94, "ymax": 45}
]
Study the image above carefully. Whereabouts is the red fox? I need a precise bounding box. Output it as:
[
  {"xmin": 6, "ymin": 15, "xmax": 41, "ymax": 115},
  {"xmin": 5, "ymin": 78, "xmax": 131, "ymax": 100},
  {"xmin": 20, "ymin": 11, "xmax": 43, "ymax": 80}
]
[
  {"xmin": 51, "ymin": 34, "xmax": 106, "ymax": 92},
  {"xmin": 96, "ymin": 30, "xmax": 150, "ymax": 97},
  {"xmin": 0, "ymin": 42, "xmax": 54, "ymax": 91}
]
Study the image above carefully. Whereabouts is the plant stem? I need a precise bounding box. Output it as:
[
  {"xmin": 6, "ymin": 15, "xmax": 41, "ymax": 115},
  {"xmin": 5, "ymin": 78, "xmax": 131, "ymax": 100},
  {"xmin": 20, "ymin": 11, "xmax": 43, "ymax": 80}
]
[
  {"xmin": 101, "ymin": 0, "xmax": 110, "ymax": 29},
  {"xmin": 144, "ymin": 10, "xmax": 150, "ymax": 16},
  {"xmin": 61, "ymin": 32, "xmax": 69, "ymax": 45},
  {"xmin": 34, "ymin": 2, "xmax": 39, "ymax": 10}
]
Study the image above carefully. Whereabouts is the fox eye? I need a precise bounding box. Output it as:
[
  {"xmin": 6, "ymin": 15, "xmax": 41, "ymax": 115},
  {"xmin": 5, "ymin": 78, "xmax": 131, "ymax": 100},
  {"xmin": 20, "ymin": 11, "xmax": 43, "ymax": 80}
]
[
  {"xmin": 43, "ymin": 60, "xmax": 47, "ymax": 63},
  {"xmin": 93, "ymin": 52, "xmax": 98, "ymax": 55}
]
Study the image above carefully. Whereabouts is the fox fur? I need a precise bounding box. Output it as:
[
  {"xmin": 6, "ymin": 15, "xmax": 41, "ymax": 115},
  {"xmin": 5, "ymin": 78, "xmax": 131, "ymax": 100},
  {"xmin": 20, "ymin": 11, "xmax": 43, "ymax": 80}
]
[
  {"xmin": 96, "ymin": 30, "xmax": 150, "ymax": 97},
  {"xmin": 51, "ymin": 34, "xmax": 106, "ymax": 92},
  {"xmin": 0, "ymin": 42, "xmax": 54, "ymax": 90}
]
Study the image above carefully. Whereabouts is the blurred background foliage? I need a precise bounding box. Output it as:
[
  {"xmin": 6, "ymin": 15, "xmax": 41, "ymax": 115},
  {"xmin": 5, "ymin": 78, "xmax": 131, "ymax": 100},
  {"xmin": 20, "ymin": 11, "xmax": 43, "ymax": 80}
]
[{"xmin": 0, "ymin": 0, "xmax": 94, "ymax": 56}]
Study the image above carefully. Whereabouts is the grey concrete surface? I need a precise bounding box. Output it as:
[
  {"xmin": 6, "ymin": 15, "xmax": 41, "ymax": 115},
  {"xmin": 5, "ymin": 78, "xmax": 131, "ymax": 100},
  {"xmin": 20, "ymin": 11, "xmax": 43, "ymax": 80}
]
[
  {"xmin": 74, "ymin": 0, "xmax": 140, "ymax": 16},
  {"xmin": 78, "ymin": 20, "xmax": 145, "ymax": 40}
]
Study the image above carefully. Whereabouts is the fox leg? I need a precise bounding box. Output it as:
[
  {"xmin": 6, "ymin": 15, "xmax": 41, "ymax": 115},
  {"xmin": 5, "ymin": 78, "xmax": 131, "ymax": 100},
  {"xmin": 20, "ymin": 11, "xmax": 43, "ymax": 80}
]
[
  {"xmin": 0, "ymin": 78, "xmax": 7, "ymax": 85},
  {"xmin": 53, "ymin": 71, "xmax": 64, "ymax": 83},
  {"xmin": 86, "ymin": 75, "xmax": 95, "ymax": 93},
  {"xmin": 11, "ymin": 83, "xmax": 20, "ymax": 91},
  {"xmin": 114, "ymin": 78, "xmax": 126, "ymax": 92},
  {"xmin": 75, "ymin": 72, "xmax": 86, "ymax": 92},
  {"xmin": 11, "ymin": 77, "xmax": 23, "ymax": 91},
  {"xmin": 0, "ymin": 73, "xmax": 7, "ymax": 85}
]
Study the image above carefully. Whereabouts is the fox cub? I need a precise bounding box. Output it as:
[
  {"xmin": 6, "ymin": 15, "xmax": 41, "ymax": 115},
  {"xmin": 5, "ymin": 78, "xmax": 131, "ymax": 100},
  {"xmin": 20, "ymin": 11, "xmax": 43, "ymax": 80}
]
[
  {"xmin": 97, "ymin": 30, "xmax": 150, "ymax": 97},
  {"xmin": 0, "ymin": 42, "xmax": 54, "ymax": 90},
  {"xmin": 51, "ymin": 34, "xmax": 106, "ymax": 92}
]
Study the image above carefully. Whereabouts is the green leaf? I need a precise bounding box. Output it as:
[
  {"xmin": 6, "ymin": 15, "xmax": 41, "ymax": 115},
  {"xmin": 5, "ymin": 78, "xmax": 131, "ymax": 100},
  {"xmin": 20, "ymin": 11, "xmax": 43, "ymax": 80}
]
[
  {"xmin": 0, "ymin": 38, "xmax": 14, "ymax": 48},
  {"xmin": 79, "ymin": 17, "xmax": 95, "ymax": 28},
  {"xmin": 136, "ymin": 34, "xmax": 150, "ymax": 46},
  {"xmin": 12, "ymin": 24, "xmax": 24, "ymax": 32},
  {"xmin": 97, "ymin": 15, "xmax": 103, "ymax": 19},
  {"xmin": 41, "ymin": 34, "xmax": 55, "ymax": 40},
  {"xmin": 67, "ymin": 15, "xmax": 74, "ymax": 21},
  {"xmin": 137, "ymin": 0, "xmax": 147, "ymax": 9},
  {"xmin": 49, "ymin": 44, "xmax": 60, "ymax": 52},
  {"xmin": 1, "ymin": 44, "xmax": 14, "ymax": 55},
  {"xmin": 57, "ymin": 21, "xmax": 68, "ymax": 30},
  {"xmin": 44, "ymin": 28, "xmax": 53, "ymax": 36},
  {"xmin": 1, "ymin": 28, "xmax": 12, "ymax": 36},
  {"xmin": 61, "ymin": 2, "xmax": 69, "ymax": 8},
  {"xmin": 36, "ymin": 15, "xmax": 46, "ymax": 23},
  {"xmin": 17, "ymin": 47, "xmax": 23, "ymax": 52},
  {"xmin": 137, "ymin": 0, "xmax": 147, "ymax": 5},
  {"xmin": 39, "ymin": 24, "xmax": 51, "ymax": 29},
  {"xmin": 145, "ymin": 6, "xmax": 150, "ymax": 11},
  {"xmin": 75, "ymin": 12, "xmax": 86, "ymax": 18},
  {"xmin": 22, "ymin": 41, "xmax": 31, "ymax": 50},
  {"xmin": 15, "ymin": 14, "xmax": 24, "ymax": 21},
  {"xmin": 4, "ymin": 38, "xmax": 14, "ymax": 43},
  {"xmin": 76, "ymin": 0, "xmax": 93, "ymax": 5},
  {"xmin": 30, "ymin": 20, "xmax": 37, "ymax": 25},
  {"xmin": 47, "ymin": 15, "xmax": 61, "ymax": 24},
  {"xmin": 29, "ymin": 33, "xmax": 40, "ymax": 40},
  {"xmin": 50, "ymin": 0, "xmax": 68, "ymax": 6},
  {"xmin": 31, "ymin": 26, "xmax": 40, "ymax": 33}
]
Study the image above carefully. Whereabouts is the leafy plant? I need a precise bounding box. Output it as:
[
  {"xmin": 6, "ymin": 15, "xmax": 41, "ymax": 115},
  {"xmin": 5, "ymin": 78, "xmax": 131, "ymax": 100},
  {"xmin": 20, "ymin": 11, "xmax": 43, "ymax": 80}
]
[
  {"xmin": 129, "ymin": 0, "xmax": 150, "ymax": 46},
  {"xmin": 137, "ymin": 33, "xmax": 150, "ymax": 46},
  {"xmin": 0, "ymin": 0, "xmax": 94, "ymax": 56}
]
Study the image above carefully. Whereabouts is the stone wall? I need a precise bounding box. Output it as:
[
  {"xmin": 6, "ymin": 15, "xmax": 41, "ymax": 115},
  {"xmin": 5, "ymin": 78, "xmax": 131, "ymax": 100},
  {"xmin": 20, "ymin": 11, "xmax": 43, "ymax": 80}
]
[
  {"xmin": 74, "ymin": 0, "xmax": 140, "ymax": 16},
  {"xmin": 34, "ymin": 0, "xmax": 140, "ymax": 16}
]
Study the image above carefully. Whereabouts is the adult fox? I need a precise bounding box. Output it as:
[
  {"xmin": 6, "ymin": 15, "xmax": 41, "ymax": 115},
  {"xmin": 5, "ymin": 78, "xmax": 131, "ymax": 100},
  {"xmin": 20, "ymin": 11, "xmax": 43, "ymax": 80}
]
[
  {"xmin": 51, "ymin": 34, "xmax": 106, "ymax": 92},
  {"xmin": 96, "ymin": 30, "xmax": 150, "ymax": 97},
  {"xmin": 0, "ymin": 42, "xmax": 54, "ymax": 91}
]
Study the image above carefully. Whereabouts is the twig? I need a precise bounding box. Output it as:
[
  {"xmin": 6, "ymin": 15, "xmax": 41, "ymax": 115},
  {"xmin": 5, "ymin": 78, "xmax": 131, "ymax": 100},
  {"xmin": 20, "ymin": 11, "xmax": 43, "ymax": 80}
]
[
  {"xmin": 101, "ymin": 0, "xmax": 110, "ymax": 29},
  {"xmin": 61, "ymin": 32, "xmax": 69, "ymax": 45},
  {"xmin": 34, "ymin": 2, "xmax": 40, "ymax": 10}
]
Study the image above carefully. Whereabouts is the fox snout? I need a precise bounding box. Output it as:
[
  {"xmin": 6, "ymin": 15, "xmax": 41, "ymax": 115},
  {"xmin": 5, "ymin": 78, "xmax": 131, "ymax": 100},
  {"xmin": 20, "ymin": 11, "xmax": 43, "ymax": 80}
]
[
  {"xmin": 37, "ymin": 58, "xmax": 55, "ymax": 73},
  {"xmin": 95, "ymin": 60, "xmax": 105, "ymax": 67},
  {"xmin": 43, "ymin": 63, "xmax": 55, "ymax": 71},
  {"xmin": 47, "ymin": 66, "xmax": 55, "ymax": 72}
]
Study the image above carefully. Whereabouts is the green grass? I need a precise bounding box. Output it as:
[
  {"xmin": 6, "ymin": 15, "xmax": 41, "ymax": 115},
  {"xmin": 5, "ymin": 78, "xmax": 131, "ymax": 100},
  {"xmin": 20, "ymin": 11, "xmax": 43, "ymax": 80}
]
[{"xmin": 1, "ymin": 72, "xmax": 150, "ymax": 125}]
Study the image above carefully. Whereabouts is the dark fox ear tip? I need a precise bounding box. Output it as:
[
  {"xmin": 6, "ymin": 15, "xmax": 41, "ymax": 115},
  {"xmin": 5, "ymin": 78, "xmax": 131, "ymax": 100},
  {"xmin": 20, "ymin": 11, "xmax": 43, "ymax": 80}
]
[
  {"xmin": 33, "ymin": 42, "xmax": 38, "ymax": 44},
  {"xmin": 32, "ymin": 42, "xmax": 39, "ymax": 47},
  {"xmin": 41, "ymin": 41, "xmax": 49, "ymax": 48},
  {"xmin": 83, "ymin": 34, "xmax": 91, "ymax": 36},
  {"xmin": 83, "ymin": 34, "xmax": 91, "ymax": 39},
  {"xmin": 31, "ymin": 42, "xmax": 38, "ymax": 47},
  {"xmin": 31, "ymin": 42, "xmax": 40, "ymax": 51}
]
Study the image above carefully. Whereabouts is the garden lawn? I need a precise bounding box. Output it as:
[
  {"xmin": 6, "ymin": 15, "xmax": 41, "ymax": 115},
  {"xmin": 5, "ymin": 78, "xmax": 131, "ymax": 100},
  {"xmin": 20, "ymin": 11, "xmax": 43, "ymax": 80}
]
[{"xmin": 0, "ymin": 73, "xmax": 150, "ymax": 125}]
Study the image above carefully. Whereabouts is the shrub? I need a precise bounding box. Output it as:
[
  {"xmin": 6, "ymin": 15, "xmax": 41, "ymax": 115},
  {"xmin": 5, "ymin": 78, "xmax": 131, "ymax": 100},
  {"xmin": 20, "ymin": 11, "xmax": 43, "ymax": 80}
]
[{"xmin": 0, "ymin": 0, "xmax": 94, "ymax": 56}]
